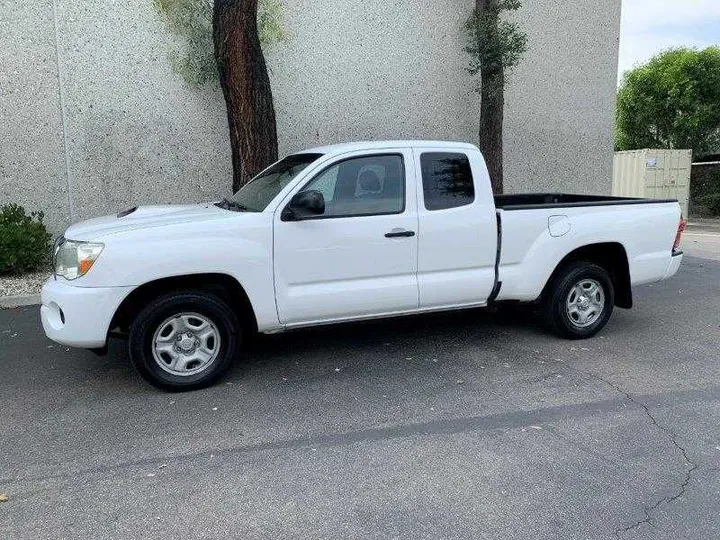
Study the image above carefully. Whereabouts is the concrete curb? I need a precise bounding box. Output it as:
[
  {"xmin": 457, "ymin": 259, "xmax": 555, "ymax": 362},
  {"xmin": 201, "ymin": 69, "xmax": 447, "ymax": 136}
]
[{"xmin": 0, "ymin": 294, "xmax": 41, "ymax": 309}]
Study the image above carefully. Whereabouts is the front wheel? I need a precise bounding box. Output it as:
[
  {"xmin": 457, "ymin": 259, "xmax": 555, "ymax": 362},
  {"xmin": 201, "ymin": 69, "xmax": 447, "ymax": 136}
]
[
  {"xmin": 542, "ymin": 261, "xmax": 615, "ymax": 339},
  {"xmin": 128, "ymin": 291, "xmax": 241, "ymax": 391}
]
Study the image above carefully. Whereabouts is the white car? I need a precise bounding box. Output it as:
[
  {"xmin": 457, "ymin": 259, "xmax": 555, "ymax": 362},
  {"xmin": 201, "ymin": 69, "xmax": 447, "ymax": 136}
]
[{"xmin": 41, "ymin": 141, "xmax": 685, "ymax": 391}]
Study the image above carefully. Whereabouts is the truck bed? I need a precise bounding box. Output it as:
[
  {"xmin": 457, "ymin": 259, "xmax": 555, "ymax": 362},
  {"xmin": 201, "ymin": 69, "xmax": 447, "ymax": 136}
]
[
  {"xmin": 494, "ymin": 193, "xmax": 677, "ymax": 210},
  {"xmin": 494, "ymin": 193, "xmax": 682, "ymax": 304}
]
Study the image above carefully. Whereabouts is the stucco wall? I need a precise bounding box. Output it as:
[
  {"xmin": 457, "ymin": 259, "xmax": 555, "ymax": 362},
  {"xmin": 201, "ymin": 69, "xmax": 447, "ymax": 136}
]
[
  {"xmin": 0, "ymin": 0, "xmax": 621, "ymax": 234},
  {"xmin": 0, "ymin": 0, "xmax": 70, "ymax": 232}
]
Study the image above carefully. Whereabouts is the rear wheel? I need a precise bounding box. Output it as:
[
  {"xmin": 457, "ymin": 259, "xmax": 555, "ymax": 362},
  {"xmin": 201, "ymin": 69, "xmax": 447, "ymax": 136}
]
[
  {"xmin": 128, "ymin": 291, "xmax": 240, "ymax": 391},
  {"xmin": 542, "ymin": 261, "xmax": 614, "ymax": 339}
]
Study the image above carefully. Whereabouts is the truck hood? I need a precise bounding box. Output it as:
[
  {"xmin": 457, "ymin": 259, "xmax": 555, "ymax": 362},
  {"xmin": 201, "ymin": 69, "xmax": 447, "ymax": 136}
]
[{"xmin": 64, "ymin": 204, "xmax": 234, "ymax": 241}]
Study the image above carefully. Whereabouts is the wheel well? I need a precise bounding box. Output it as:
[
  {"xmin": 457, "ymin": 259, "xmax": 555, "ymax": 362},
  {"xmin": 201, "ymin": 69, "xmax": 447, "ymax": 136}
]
[
  {"xmin": 545, "ymin": 243, "xmax": 632, "ymax": 309},
  {"xmin": 110, "ymin": 274, "xmax": 258, "ymax": 335}
]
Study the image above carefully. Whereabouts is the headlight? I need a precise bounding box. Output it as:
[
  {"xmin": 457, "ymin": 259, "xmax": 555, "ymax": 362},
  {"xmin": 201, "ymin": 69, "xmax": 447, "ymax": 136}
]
[{"xmin": 54, "ymin": 239, "xmax": 105, "ymax": 280}]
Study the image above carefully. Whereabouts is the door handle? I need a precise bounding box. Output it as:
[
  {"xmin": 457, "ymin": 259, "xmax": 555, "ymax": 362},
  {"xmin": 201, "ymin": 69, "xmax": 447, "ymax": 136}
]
[{"xmin": 385, "ymin": 229, "xmax": 416, "ymax": 238}]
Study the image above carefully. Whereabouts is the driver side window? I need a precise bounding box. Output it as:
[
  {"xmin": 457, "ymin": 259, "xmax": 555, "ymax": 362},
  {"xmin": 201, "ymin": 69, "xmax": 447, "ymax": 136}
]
[{"xmin": 301, "ymin": 154, "xmax": 405, "ymax": 218}]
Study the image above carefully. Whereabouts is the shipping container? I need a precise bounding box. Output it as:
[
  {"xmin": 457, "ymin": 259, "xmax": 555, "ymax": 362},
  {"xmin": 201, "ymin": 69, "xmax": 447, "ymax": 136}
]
[{"xmin": 612, "ymin": 149, "xmax": 692, "ymax": 217}]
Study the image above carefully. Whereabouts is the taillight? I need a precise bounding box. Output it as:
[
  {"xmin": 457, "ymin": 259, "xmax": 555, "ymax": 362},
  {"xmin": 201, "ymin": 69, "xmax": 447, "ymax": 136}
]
[{"xmin": 673, "ymin": 217, "xmax": 686, "ymax": 253}]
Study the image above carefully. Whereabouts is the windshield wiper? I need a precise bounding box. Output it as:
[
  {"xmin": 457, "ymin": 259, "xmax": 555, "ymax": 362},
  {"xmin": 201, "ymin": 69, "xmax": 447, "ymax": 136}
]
[{"xmin": 216, "ymin": 198, "xmax": 249, "ymax": 212}]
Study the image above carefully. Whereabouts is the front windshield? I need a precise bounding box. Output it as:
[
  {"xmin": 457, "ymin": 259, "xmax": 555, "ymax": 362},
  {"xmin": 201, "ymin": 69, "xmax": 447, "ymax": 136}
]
[{"xmin": 229, "ymin": 153, "xmax": 324, "ymax": 212}]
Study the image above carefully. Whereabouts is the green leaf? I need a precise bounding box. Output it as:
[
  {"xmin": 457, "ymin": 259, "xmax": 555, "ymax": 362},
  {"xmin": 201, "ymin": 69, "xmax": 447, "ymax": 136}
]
[
  {"xmin": 153, "ymin": 0, "xmax": 286, "ymax": 87},
  {"xmin": 463, "ymin": 2, "xmax": 528, "ymax": 92},
  {"xmin": 616, "ymin": 46, "xmax": 720, "ymax": 156},
  {"xmin": 0, "ymin": 204, "xmax": 52, "ymax": 275}
]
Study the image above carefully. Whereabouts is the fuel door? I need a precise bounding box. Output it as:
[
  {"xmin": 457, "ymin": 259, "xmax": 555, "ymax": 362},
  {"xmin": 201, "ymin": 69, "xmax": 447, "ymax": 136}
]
[{"xmin": 548, "ymin": 215, "xmax": 571, "ymax": 237}]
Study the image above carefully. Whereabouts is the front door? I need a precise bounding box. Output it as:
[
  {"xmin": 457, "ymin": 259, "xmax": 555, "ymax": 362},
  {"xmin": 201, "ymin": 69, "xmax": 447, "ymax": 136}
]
[{"xmin": 274, "ymin": 150, "xmax": 419, "ymax": 325}]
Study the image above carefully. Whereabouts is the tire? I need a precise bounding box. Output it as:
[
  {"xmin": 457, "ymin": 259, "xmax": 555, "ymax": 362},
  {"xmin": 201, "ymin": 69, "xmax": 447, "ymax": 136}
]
[
  {"xmin": 542, "ymin": 261, "xmax": 615, "ymax": 339},
  {"xmin": 128, "ymin": 291, "xmax": 241, "ymax": 391}
]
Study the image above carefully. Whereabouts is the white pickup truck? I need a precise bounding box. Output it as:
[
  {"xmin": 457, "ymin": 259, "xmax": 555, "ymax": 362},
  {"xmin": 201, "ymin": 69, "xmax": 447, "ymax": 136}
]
[{"xmin": 42, "ymin": 141, "xmax": 685, "ymax": 390}]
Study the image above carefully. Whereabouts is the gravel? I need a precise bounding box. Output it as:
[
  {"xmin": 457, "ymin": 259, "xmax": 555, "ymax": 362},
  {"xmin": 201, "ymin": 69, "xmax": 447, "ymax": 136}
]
[{"xmin": 0, "ymin": 271, "xmax": 50, "ymax": 297}]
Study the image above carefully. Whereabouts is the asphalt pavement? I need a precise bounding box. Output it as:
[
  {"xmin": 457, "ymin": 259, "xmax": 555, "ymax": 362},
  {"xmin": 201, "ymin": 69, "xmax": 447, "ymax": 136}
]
[
  {"xmin": 1, "ymin": 251, "xmax": 719, "ymax": 539},
  {"xmin": 685, "ymin": 219, "xmax": 720, "ymax": 261}
]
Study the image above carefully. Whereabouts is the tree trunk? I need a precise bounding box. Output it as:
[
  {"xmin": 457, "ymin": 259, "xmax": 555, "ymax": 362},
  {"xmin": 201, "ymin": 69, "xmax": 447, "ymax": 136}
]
[
  {"xmin": 476, "ymin": 0, "xmax": 505, "ymax": 194},
  {"xmin": 480, "ymin": 71, "xmax": 505, "ymax": 194},
  {"xmin": 213, "ymin": 0, "xmax": 278, "ymax": 192}
]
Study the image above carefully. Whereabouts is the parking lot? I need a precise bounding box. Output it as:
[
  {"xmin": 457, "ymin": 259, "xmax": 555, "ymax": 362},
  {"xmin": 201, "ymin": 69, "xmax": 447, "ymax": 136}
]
[{"xmin": 1, "ymin": 243, "xmax": 719, "ymax": 539}]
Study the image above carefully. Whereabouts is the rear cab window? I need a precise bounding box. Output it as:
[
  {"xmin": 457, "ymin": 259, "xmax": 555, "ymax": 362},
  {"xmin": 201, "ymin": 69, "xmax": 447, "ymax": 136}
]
[{"xmin": 420, "ymin": 152, "xmax": 475, "ymax": 211}]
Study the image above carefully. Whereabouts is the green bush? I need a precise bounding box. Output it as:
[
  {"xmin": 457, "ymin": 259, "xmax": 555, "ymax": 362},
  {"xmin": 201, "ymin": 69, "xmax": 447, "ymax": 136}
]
[
  {"xmin": 0, "ymin": 204, "xmax": 52, "ymax": 275},
  {"xmin": 691, "ymin": 165, "xmax": 720, "ymax": 216},
  {"xmin": 697, "ymin": 193, "xmax": 720, "ymax": 216}
]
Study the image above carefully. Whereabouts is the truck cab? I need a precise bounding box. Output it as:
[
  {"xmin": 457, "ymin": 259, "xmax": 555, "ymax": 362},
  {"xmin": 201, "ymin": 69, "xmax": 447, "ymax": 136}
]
[{"xmin": 271, "ymin": 143, "xmax": 498, "ymax": 324}]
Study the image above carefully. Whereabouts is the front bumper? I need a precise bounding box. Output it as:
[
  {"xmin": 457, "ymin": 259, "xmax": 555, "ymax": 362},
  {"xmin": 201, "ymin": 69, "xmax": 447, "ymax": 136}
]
[{"xmin": 40, "ymin": 278, "xmax": 135, "ymax": 348}]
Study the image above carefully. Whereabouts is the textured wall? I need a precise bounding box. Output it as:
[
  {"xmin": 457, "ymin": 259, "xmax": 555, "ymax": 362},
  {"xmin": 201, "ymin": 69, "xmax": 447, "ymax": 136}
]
[
  {"xmin": 0, "ymin": 0, "xmax": 70, "ymax": 232},
  {"xmin": 48, "ymin": 0, "xmax": 232, "ymax": 227},
  {"xmin": 0, "ymin": 0, "xmax": 621, "ymax": 233},
  {"xmin": 503, "ymin": 0, "xmax": 622, "ymax": 194},
  {"xmin": 268, "ymin": 1, "xmax": 479, "ymax": 154}
]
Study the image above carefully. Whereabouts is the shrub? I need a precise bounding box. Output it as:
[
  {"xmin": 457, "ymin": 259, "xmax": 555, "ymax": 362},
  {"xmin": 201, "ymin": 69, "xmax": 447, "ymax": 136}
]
[
  {"xmin": 691, "ymin": 165, "xmax": 720, "ymax": 216},
  {"xmin": 0, "ymin": 204, "xmax": 52, "ymax": 275},
  {"xmin": 697, "ymin": 193, "xmax": 720, "ymax": 216}
]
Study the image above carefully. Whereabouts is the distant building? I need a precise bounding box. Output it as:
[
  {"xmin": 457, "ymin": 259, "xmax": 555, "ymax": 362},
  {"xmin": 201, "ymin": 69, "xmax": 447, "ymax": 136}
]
[{"xmin": 1, "ymin": 0, "xmax": 621, "ymax": 232}]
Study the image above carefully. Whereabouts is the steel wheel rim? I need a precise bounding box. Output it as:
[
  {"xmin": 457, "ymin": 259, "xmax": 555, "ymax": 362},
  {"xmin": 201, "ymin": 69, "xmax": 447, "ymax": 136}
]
[
  {"xmin": 151, "ymin": 312, "xmax": 221, "ymax": 377},
  {"xmin": 566, "ymin": 279, "xmax": 605, "ymax": 328}
]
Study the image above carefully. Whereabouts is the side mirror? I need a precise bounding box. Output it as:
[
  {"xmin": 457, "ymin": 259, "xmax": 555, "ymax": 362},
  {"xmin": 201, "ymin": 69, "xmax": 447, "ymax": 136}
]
[{"xmin": 282, "ymin": 190, "xmax": 325, "ymax": 221}]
